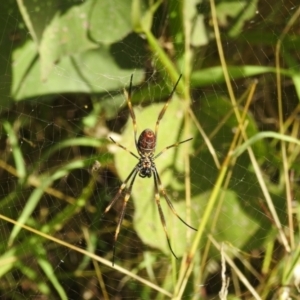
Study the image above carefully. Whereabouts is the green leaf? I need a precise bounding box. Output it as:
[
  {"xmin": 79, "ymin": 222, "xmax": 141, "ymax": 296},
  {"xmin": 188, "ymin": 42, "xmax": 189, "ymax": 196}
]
[
  {"xmin": 189, "ymin": 94, "xmax": 274, "ymax": 252},
  {"xmin": 114, "ymin": 96, "xmax": 196, "ymax": 256},
  {"xmin": 89, "ymin": 0, "xmax": 133, "ymax": 44},
  {"xmin": 0, "ymin": 1, "xmax": 24, "ymax": 107},
  {"xmin": 17, "ymin": 0, "xmax": 65, "ymax": 44},
  {"xmin": 12, "ymin": 40, "xmax": 144, "ymax": 100},
  {"xmin": 3, "ymin": 121, "xmax": 26, "ymax": 180},
  {"xmin": 216, "ymin": 0, "xmax": 259, "ymax": 37},
  {"xmin": 8, "ymin": 176, "xmax": 54, "ymax": 245},
  {"xmin": 191, "ymin": 65, "xmax": 284, "ymax": 87},
  {"xmin": 194, "ymin": 189, "xmax": 260, "ymax": 253},
  {"xmin": 39, "ymin": 1, "xmax": 97, "ymax": 80},
  {"xmin": 8, "ymin": 160, "xmax": 87, "ymax": 244},
  {"xmin": 16, "ymin": 261, "xmax": 50, "ymax": 295},
  {"xmin": 36, "ymin": 247, "xmax": 68, "ymax": 299}
]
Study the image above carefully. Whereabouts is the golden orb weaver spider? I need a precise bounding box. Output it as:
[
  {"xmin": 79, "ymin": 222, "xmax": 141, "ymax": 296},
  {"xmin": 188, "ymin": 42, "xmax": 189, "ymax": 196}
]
[{"xmin": 105, "ymin": 74, "xmax": 197, "ymax": 265}]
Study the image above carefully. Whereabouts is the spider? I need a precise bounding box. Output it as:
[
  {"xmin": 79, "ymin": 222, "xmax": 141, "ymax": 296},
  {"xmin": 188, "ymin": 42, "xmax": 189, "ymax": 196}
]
[{"xmin": 105, "ymin": 74, "xmax": 197, "ymax": 265}]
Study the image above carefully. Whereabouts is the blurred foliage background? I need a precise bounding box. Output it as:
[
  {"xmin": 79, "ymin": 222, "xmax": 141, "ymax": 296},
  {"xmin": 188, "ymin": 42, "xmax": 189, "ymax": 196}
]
[{"xmin": 0, "ymin": 0, "xmax": 300, "ymax": 299}]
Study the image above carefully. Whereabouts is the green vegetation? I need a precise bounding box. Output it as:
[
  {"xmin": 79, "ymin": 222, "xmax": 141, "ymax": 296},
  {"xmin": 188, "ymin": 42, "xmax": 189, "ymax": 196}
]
[{"xmin": 0, "ymin": 0, "xmax": 299, "ymax": 299}]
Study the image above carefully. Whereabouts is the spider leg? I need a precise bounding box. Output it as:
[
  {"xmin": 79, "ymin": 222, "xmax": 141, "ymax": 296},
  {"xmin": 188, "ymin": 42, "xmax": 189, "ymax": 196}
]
[
  {"xmin": 103, "ymin": 166, "xmax": 139, "ymax": 266},
  {"xmin": 110, "ymin": 169, "xmax": 139, "ymax": 266},
  {"xmin": 152, "ymin": 168, "xmax": 178, "ymax": 259},
  {"xmin": 109, "ymin": 137, "xmax": 139, "ymax": 160},
  {"xmin": 155, "ymin": 74, "xmax": 182, "ymax": 140},
  {"xmin": 153, "ymin": 137, "xmax": 193, "ymax": 160},
  {"xmin": 154, "ymin": 168, "xmax": 197, "ymax": 231},
  {"xmin": 125, "ymin": 74, "xmax": 138, "ymax": 149},
  {"xmin": 104, "ymin": 166, "xmax": 138, "ymax": 214}
]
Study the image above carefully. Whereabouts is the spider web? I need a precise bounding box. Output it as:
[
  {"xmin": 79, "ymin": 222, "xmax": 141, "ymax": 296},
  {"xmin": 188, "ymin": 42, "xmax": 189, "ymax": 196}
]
[{"xmin": 0, "ymin": 0, "xmax": 299, "ymax": 299}]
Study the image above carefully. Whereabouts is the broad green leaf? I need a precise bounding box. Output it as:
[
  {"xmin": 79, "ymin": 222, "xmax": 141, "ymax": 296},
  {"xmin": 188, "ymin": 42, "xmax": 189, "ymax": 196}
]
[
  {"xmin": 12, "ymin": 39, "xmax": 144, "ymax": 100},
  {"xmin": 113, "ymin": 92, "xmax": 267, "ymax": 256},
  {"xmin": 39, "ymin": 0, "xmax": 97, "ymax": 80},
  {"xmin": 190, "ymin": 94, "xmax": 277, "ymax": 252},
  {"xmin": 114, "ymin": 96, "xmax": 197, "ymax": 256},
  {"xmin": 18, "ymin": 0, "xmax": 68, "ymax": 44},
  {"xmin": 194, "ymin": 189, "xmax": 260, "ymax": 254},
  {"xmin": 89, "ymin": 0, "xmax": 133, "ymax": 44}
]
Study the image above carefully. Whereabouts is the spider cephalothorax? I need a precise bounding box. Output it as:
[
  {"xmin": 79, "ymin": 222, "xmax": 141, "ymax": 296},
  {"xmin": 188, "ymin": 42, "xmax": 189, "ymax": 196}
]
[
  {"xmin": 105, "ymin": 74, "xmax": 197, "ymax": 266},
  {"xmin": 138, "ymin": 155, "xmax": 153, "ymax": 178}
]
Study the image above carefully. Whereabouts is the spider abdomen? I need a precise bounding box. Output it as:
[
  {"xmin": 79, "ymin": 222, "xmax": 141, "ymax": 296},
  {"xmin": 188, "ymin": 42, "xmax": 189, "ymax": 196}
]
[{"xmin": 138, "ymin": 129, "xmax": 156, "ymax": 154}]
